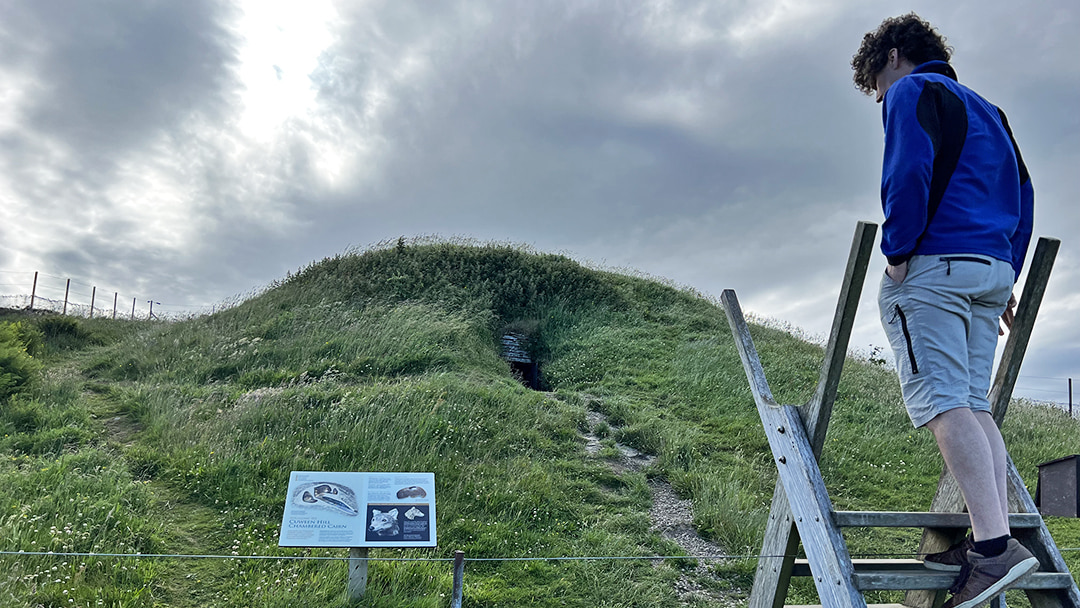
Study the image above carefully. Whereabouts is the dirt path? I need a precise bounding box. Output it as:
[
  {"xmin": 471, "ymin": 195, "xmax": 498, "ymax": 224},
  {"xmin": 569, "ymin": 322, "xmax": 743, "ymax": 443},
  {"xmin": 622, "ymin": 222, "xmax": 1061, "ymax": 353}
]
[{"xmin": 579, "ymin": 407, "xmax": 742, "ymax": 607}]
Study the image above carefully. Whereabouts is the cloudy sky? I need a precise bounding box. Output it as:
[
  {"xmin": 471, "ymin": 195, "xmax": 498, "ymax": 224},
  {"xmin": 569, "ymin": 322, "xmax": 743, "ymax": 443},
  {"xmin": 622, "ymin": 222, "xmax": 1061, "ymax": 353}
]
[{"xmin": 1, "ymin": 0, "xmax": 1076, "ymax": 406}]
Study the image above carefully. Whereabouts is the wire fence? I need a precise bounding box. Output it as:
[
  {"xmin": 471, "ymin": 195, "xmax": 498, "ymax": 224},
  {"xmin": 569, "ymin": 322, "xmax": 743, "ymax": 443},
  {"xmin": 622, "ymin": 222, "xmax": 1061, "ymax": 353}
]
[
  {"xmin": 0, "ymin": 270, "xmax": 224, "ymax": 321},
  {"xmin": 2, "ymin": 547, "xmax": 1077, "ymax": 563}
]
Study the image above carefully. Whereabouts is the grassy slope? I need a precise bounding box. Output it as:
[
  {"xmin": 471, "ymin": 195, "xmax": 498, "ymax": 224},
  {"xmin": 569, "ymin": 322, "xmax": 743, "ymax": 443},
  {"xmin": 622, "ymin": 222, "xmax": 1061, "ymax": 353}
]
[{"xmin": 1, "ymin": 240, "xmax": 1077, "ymax": 608}]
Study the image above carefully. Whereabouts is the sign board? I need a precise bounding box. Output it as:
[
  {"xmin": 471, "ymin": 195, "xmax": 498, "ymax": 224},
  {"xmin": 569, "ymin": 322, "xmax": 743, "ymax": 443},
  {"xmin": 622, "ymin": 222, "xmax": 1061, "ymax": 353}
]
[{"xmin": 278, "ymin": 471, "xmax": 437, "ymax": 548}]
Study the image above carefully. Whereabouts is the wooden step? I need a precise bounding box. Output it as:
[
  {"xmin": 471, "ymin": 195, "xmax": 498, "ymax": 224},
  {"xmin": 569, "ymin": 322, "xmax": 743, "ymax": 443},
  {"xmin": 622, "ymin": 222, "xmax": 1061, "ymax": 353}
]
[
  {"xmin": 791, "ymin": 560, "xmax": 1075, "ymax": 591},
  {"xmin": 854, "ymin": 571, "xmax": 1075, "ymax": 591},
  {"xmin": 832, "ymin": 511, "xmax": 1043, "ymax": 529},
  {"xmin": 792, "ymin": 559, "xmax": 926, "ymax": 576}
]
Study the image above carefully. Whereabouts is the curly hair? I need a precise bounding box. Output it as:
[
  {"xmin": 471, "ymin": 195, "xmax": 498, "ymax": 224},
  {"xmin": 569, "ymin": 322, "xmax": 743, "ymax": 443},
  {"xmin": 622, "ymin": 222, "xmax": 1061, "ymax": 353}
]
[{"xmin": 851, "ymin": 13, "xmax": 953, "ymax": 96}]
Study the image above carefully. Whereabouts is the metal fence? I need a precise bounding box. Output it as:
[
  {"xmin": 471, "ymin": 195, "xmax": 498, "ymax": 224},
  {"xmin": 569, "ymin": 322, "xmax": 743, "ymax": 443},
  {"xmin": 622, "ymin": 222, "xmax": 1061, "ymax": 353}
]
[{"xmin": 0, "ymin": 270, "xmax": 218, "ymax": 320}]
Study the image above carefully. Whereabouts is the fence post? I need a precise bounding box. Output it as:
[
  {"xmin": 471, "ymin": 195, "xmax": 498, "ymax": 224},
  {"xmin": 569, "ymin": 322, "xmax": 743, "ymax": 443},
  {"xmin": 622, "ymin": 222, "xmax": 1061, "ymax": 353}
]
[
  {"xmin": 347, "ymin": 547, "xmax": 368, "ymax": 600},
  {"xmin": 30, "ymin": 272, "xmax": 38, "ymax": 310},
  {"xmin": 113, "ymin": 293, "xmax": 118, "ymax": 320},
  {"xmin": 1070, "ymin": 378, "xmax": 1073, "ymax": 417},
  {"xmin": 451, "ymin": 550, "xmax": 465, "ymax": 608},
  {"xmin": 90, "ymin": 286, "xmax": 96, "ymax": 319},
  {"xmin": 130, "ymin": 297, "xmax": 136, "ymax": 320},
  {"xmin": 63, "ymin": 279, "xmax": 71, "ymax": 315}
]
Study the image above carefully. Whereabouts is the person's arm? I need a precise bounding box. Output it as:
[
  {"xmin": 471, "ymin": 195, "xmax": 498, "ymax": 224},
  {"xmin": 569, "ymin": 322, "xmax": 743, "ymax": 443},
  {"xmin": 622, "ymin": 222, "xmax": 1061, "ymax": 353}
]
[
  {"xmin": 997, "ymin": 108, "xmax": 1034, "ymax": 282},
  {"xmin": 880, "ymin": 78, "xmax": 936, "ymax": 268}
]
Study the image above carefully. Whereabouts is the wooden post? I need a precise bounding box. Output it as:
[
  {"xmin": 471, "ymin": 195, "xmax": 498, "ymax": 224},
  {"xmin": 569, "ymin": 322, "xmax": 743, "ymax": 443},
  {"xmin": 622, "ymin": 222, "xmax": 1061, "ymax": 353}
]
[
  {"xmin": 724, "ymin": 290, "xmax": 866, "ymax": 608},
  {"xmin": 989, "ymin": 237, "xmax": 1060, "ymax": 426},
  {"xmin": 1069, "ymin": 378, "xmax": 1073, "ymax": 417},
  {"xmin": 737, "ymin": 221, "xmax": 877, "ymax": 608},
  {"xmin": 63, "ymin": 279, "xmax": 71, "ymax": 315},
  {"xmin": 113, "ymin": 293, "xmax": 118, "ymax": 320},
  {"xmin": 451, "ymin": 550, "xmax": 465, "ymax": 608},
  {"xmin": 30, "ymin": 272, "xmax": 38, "ymax": 310},
  {"xmin": 90, "ymin": 286, "xmax": 96, "ymax": 319},
  {"xmin": 347, "ymin": 547, "xmax": 369, "ymax": 600},
  {"xmin": 130, "ymin": 297, "xmax": 136, "ymax": 320}
]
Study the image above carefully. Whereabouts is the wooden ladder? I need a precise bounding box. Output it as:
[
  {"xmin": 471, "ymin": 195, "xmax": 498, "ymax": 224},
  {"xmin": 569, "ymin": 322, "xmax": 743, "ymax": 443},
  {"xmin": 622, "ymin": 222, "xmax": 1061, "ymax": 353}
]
[{"xmin": 720, "ymin": 221, "xmax": 1079, "ymax": 608}]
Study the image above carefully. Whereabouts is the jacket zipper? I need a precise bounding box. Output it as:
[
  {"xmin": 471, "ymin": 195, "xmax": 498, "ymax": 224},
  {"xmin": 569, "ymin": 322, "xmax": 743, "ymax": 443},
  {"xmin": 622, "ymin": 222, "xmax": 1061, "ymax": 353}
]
[{"xmin": 894, "ymin": 304, "xmax": 918, "ymax": 374}]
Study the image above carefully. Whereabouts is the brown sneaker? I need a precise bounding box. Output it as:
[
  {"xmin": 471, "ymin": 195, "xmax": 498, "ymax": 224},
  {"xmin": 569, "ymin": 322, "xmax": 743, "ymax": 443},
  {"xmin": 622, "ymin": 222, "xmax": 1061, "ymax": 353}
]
[
  {"xmin": 923, "ymin": 535, "xmax": 973, "ymax": 572},
  {"xmin": 942, "ymin": 539, "xmax": 1039, "ymax": 608}
]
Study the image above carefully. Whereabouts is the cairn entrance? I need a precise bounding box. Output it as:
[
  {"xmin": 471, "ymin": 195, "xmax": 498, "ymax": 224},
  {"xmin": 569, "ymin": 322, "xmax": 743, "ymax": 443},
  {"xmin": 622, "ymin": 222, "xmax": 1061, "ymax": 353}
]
[{"xmin": 501, "ymin": 332, "xmax": 541, "ymax": 390}]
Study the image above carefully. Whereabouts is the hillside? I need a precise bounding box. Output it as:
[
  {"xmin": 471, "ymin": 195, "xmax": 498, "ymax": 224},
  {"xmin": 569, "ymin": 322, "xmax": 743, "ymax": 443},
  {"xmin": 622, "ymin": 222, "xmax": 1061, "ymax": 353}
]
[{"xmin": 2, "ymin": 239, "xmax": 1077, "ymax": 608}]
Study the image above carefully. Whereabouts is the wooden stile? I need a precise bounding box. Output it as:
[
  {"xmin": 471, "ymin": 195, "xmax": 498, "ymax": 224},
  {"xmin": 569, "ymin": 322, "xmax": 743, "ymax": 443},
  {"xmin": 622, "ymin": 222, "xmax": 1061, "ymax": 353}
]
[{"xmin": 722, "ymin": 222, "xmax": 1079, "ymax": 608}]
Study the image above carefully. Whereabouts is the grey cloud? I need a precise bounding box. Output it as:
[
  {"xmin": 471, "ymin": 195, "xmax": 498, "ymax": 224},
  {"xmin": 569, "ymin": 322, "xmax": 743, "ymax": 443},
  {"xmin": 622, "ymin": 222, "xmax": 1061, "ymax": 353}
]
[
  {"xmin": 2, "ymin": 1, "xmax": 239, "ymax": 158},
  {"xmin": 301, "ymin": 1, "xmax": 881, "ymax": 251},
  {"xmin": 0, "ymin": 0, "xmax": 244, "ymax": 283}
]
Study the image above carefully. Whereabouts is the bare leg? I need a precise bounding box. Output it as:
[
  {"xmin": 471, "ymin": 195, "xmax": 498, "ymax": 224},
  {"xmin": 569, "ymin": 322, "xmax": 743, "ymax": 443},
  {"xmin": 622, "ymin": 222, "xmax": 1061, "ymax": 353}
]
[
  {"xmin": 974, "ymin": 411, "xmax": 1010, "ymax": 526},
  {"xmin": 925, "ymin": 408, "xmax": 1010, "ymax": 541}
]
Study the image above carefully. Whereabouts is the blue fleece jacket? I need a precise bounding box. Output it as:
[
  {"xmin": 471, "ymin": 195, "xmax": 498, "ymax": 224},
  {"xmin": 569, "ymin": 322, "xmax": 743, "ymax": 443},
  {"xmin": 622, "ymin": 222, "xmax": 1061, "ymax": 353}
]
[{"xmin": 880, "ymin": 60, "xmax": 1033, "ymax": 280}]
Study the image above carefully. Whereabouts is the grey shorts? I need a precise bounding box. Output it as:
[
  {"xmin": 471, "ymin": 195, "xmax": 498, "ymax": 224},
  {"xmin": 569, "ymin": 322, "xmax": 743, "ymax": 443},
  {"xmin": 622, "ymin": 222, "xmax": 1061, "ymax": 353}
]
[{"xmin": 877, "ymin": 254, "xmax": 1014, "ymax": 428}]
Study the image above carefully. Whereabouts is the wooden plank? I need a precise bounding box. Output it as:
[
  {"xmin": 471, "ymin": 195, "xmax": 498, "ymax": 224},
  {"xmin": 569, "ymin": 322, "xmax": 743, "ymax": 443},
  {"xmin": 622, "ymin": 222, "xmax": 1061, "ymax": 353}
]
[
  {"xmin": 724, "ymin": 289, "xmax": 796, "ymax": 608},
  {"xmin": 833, "ymin": 511, "xmax": 1043, "ymax": 528},
  {"xmin": 750, "ymin": 482, "xmax": 801, "ymax": 608},
  {"xmin": 989, "ymin": 237, "xmax": 1059, "ymax": 425},
  {"xmin": 792, "ymin": 559, "xmax": 926, "ymax": 576},
  {"xmin": 759, "ymin": 403, "xmax": 865, "ymax": 608},
  {"xmin": 730, "ymin": 223, "xmax": 879, "ymax": 608},
  {"xmin": 724, "ymin": 291, "xmax": 806, "ymax": 608},
  {"xmin": 1006, "ymin": 456, "xmax": 1080, "ymax": 608},
  {"xmin": 721, "ymin": 289, "xmax": 778, "ymax": 408},
  {"xmin": 906, "ymin": 475, "xmax": 965, "ymax": 608},
  {"xmin": 856, "ymin": 571, "xmax": 1076, "ymax": 592},
  {"xmin": 802, "ymin": 221, "xmax": 877, "ymax": 457}
]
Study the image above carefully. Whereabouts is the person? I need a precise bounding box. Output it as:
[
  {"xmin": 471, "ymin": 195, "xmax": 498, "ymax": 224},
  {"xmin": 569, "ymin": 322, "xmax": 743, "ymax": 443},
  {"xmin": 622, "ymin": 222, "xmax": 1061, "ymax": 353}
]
[{"xmin": 851, "ymin": 14, "xmax": 1037, "ymax": 608}]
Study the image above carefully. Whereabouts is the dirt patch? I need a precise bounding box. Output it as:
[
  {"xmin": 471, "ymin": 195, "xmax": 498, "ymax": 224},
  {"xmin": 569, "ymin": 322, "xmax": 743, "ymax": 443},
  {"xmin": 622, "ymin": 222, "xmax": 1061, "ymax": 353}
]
[{"xmin": 102, "ymin": 414, "xmax": 143, "ymax": 446}]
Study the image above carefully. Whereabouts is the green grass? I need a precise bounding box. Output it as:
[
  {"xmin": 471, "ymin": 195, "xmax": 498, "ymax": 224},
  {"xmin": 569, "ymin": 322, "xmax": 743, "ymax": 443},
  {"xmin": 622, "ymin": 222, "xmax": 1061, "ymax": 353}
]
[{"xmin": 1, "ymin": 239, "xmax": 1077, "ymax": 607}]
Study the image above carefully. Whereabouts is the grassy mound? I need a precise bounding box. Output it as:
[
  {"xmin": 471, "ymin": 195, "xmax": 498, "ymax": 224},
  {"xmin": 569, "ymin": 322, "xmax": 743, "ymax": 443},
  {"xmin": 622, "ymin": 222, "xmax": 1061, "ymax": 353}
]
[{"xmin": 1, "ymin": 239, "xmax": 1076, "ymax": 607}]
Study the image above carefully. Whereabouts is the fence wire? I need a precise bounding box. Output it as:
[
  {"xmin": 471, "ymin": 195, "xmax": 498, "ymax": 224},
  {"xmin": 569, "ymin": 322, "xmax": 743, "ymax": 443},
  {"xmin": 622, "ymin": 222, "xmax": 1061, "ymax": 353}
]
[{"xmin": 2, "ymin": 548, "xmax": 1077, "ymax": 563}]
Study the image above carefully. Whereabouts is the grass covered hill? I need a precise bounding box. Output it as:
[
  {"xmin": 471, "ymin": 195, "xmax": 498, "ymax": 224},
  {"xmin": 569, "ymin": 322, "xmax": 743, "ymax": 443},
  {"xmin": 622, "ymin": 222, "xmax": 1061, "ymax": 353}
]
[{"xmin": 1, "ymin": 239, "xmax": 1077, "ymax": 608}]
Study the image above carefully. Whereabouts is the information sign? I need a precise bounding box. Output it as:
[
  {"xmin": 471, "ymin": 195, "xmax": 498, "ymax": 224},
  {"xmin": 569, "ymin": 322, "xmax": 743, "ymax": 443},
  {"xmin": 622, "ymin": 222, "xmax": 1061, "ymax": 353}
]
[{"xmin": 278, "ymin": 471, "xmax": 436, "ymax": 548}]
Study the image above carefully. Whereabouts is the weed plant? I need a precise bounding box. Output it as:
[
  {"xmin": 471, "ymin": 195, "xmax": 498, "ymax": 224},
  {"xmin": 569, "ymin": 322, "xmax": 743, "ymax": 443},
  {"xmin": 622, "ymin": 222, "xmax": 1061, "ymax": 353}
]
[{"xmin": 1, "ymin": 241, "xmax": 1076, "ymax": 607}]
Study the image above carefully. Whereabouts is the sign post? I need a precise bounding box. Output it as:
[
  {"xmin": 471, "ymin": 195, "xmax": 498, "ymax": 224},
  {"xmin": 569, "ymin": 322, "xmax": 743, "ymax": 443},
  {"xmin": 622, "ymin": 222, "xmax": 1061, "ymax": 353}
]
[
  {"xmin": 348, "ymin": 547, "xmax": 369, "ymax": 600},
  {"xmin": 278, "ymin": 472, "xmax": 437, "ymax": 599}
]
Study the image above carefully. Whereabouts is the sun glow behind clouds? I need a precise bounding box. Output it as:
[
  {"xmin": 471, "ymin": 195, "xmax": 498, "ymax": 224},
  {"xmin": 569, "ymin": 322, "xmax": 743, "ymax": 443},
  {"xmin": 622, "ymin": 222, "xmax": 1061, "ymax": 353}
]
[{"xmin": 233, "ymin": 0, "xmax": 338, "ymax": 140}]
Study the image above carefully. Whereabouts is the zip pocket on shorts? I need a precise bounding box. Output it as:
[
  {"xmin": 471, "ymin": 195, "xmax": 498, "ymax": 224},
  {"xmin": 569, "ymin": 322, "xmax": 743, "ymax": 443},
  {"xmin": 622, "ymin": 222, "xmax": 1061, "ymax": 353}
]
[
  {"xmin": 939, "ymin": 256, "xmax": 992, "ymax": 275},
  {"xmin": 893, "ymin": 304, "xmax": 919, "ymax": 374}
]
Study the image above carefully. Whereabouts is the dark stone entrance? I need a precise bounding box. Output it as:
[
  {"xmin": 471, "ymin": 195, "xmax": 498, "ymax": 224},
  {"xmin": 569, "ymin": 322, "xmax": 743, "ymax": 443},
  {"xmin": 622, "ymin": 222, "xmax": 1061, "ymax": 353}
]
[{"xmin": 501, "ymin": 332, "xmax": 540, "ymax": 390}]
